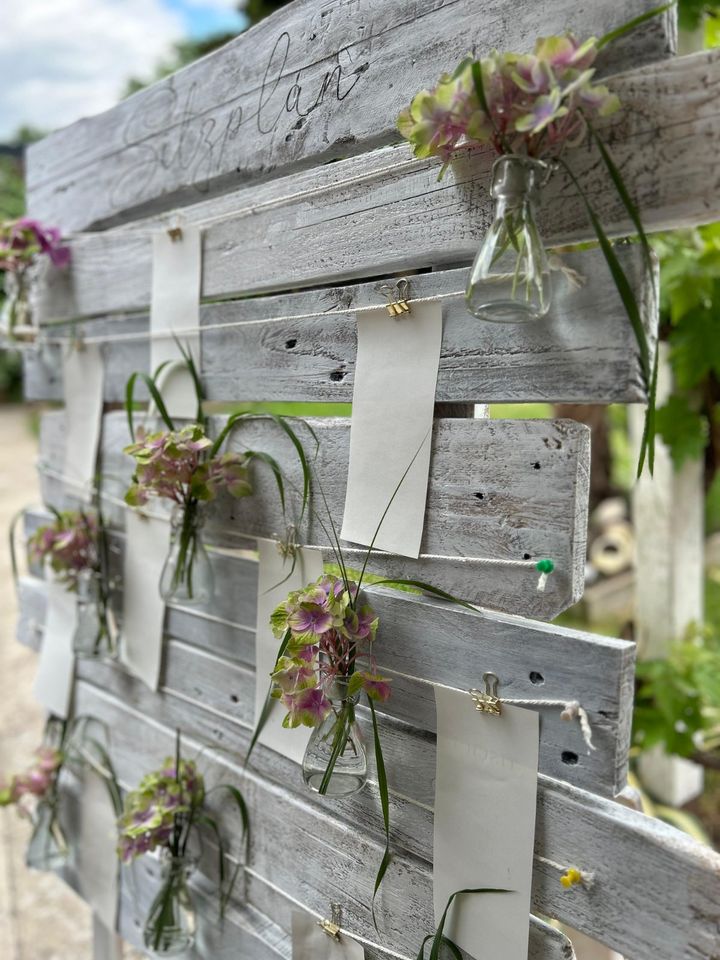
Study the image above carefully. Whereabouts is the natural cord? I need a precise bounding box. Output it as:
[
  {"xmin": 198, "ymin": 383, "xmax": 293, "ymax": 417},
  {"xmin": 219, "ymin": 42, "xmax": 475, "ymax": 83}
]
[{"xmin": 34, "ymin": 462, "xmax": 554, "ymax": 587}]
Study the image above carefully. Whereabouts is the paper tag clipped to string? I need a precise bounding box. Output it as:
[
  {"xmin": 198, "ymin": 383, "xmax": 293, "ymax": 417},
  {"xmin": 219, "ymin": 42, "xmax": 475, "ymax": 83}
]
[
  {"xmin": 150, "ymin": 224, "xmax": 201, "ymax": 420},
  {"xmin": 433, "ymin": 685, "xmax": 539, "ymax": 960},
  {"xmin": 341, "ymin": 300, "xmax": 442, "ymax": 559}
]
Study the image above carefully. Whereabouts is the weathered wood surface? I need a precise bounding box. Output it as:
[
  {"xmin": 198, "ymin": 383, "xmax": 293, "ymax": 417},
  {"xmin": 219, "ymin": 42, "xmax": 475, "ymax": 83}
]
[
  {"xmin": 25, "ymin": 0, "xmax": 675, "ymax": 231},
  {"xmin": 38, "ymin": 409, "xmax": 590, "ymax": 618},
  {"xmin": 51, "ymin": 674, "xmax": 720, "ymax": 960},
  {"xmin": 32, "ymin": 50, "xmax": 720, "ymax": 325},
  {"xmin": 25, "ymin": 250, "xmax": 656, "ymax": 406},
  {"xmin": 16, "ymin": 559, "xmax": 634, "ymax": 796},
  {"xmin": 58, "ymin": 768, "xmax": 575, "ymax": 960}
]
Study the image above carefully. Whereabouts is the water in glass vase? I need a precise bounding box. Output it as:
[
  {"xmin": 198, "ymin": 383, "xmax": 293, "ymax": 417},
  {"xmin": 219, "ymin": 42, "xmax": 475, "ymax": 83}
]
[
  {"xmin": 160, "ymin": 504, "xmax": 214, "ymax": 606},
  {"xmin": 302, "ymin": 679, "xmax": 368, "ymax": 797},
  {"xmin": 73, "ymin": 569, "xmax": 114, "ymax": 659},
  {"xmin": 466, "ymin": 155, "xmax": 551, "ymax": 323},
  {"xmin": 143, "ymin": 855, "xmax": 197, "ymax": 956},
  {"xmin": 26, "ymin": 800, "xmax": 68, "ymax": 871}
]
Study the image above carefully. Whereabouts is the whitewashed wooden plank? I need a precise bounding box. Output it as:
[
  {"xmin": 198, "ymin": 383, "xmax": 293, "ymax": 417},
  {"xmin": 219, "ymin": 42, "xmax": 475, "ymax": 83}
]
[
  {"xmin": 32, "ymin": 50, "xmax": 720, "ymax": 325},
  {"xmin": 37, "ymin": 409, "xmax": 590, "ymax": 618},
  {"xmin": 16, "ymin": 551, "xmax": 632, "ymax": 797},
  {"xmin": 64, "ymin": 679, "xmax": 720, "ymax": 960},
  {"xmin": 25, "ymin": 249, "xmax": 656, "ymax": 406},
  {"xmin": 59, "ymin": 762, "xmax": 573, "ymax": 960},
  {"xmin": 25, "ymin": 0, "xmax": 675, "ymax": 231}
]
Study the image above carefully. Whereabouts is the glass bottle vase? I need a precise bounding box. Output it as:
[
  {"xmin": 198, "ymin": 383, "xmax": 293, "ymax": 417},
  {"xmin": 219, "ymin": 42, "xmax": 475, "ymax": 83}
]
[
  {"xmin": 0, "ymin": 269, "xmax": 37, "ymax": 342},
  {"xmin": 159, "ymin": 503, "xmax": 214, "ymax": 606},
  {"xmin": 302, "ymin": 678, "xmax": 368, "ymax": 797},
  {"xmin": 25, "ymin": 799, "xmax": 68, "ymax": 871},
  {"xmin": 73, "ymin": 568, "xmax": 115, "ymax": 659},
  {"xmin": 143, "ymin": 855, "xmax": 197, "ymax": 956},
  {"xmin": 466, "ymin": 155, "xmax": 552, "ymax": 323}
]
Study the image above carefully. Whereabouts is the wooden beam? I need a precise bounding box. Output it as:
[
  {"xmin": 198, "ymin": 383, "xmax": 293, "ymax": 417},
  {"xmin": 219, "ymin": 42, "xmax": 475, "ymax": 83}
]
[
  {"xmin": 16, "ymin": 565, "xmax": 634, "ymax": 796},
  {"xmin": 25, "ymin": 0, "xmax": 675, "ymax": 231},
  {"xmin": 37, "ymin": 409, "xmax": 590, "ymax": 618},
  {"xmin": 31, "ymin": 51, "xmax": 720, "ymax": 324},
  {"xmin": 25, "ymin": 251, "xmax": 656, "ymax": 406}
]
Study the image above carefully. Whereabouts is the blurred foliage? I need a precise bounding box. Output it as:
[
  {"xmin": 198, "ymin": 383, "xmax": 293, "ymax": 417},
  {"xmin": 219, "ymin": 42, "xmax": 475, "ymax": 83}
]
[
  {"xmin": 123, "ymin": 0, "xmax": 293, "ymax": 96},
  {"xmin": 654, "ymin": 225, "xmax": 720, "ymax": 486},
  {"xmin": 634, "ymin": 621, "xmax": 720, "ymax": 757}
]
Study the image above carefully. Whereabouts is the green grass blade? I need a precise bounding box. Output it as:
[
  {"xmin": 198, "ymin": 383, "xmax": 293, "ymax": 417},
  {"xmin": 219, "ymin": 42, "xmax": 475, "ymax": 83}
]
[
  {"xmin": 369, "ymin": 700, "xmax": 391, "ymax": 930},
  {"xmin": 597, "ymin": 2, "xmax": 674, "ymax": 49},
  {"xmin": 245, "ymin": 630, "xmax": 290, "ymax": 768},
  {"xmin": 369, "ymin": 578, "xmax": 476, "ymax": 612},
  {"xmin": 174, "ymin": 339, "xmax": 205, "ymax": 428},
  {"xmin": 246, "ymin": 450, "xmax": 285, "ymax": 513}
]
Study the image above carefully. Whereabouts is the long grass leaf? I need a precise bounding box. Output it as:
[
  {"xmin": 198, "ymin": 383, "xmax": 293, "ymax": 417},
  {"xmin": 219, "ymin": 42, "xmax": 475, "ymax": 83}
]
[
  {"xmin": 597, "ymin": 3, "xmax": 674, "ymax": 49},
  {"xmin": 245, "ymin": 630, "xmax": 290, "ymax": 767},
  {"xmin": 370, "ymin": 578, "xmax": 476, "ymax": 612},
  {"xmin": 370, "ymin": 700, "xmax": 392, "ymax": 930}
]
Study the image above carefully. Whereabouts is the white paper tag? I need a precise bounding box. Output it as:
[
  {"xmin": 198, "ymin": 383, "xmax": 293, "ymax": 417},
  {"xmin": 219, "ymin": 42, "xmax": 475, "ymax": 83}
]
[
  {"xmin": 33, "ymin": 577, "xmax": 77, "ymax": 719},
  {"xmin": 255, "ymin": 539, "xmax": 324, "ymax": 764},
  {"xmin": 77, "ymin": 769, "xmax": 119, "ymax": 932},
  {"xmin": 341, "ymin": 303, "xmax": 442, "ymax": 558},
  {"xmin": 433, "ymin": 687, "xmax": 539, "ymax": 960},
  {"xmin": 150, "ymin": 226, "xmax": 201, "ymax": 420},
  {"xmin": 291, "ymin": 912, "xmax": 365, "ymax": 959},
  {"xmin": 62, "ymin": 344, "xmax": 104, "ymax": 500},
  {"xmin": 121, "ymin": 511, "xmax": 170, "ymax": 690}
]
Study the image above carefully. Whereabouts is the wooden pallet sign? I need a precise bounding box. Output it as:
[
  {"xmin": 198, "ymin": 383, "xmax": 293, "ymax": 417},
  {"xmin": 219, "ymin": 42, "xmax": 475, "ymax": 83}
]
[{"xmin": 14, "ymin": 0, "xmax": 720, "ymax": 959}]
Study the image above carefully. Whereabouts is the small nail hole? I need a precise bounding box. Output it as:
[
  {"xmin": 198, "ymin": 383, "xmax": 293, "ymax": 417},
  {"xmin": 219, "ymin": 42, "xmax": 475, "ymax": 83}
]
[
  {"xmin": 561, "ymin": 751, "xmax": 579, "ymax": 765},
  {"xmin": 330, "ymin": 370, "xmax": 345, "ymax": 381},
  {"xmin": 533, "ymin": 462, "xmax": 541, "ymax": 470},
  {"xmin": 474, "ymin": 492, "xmax": 484, "ymax": 500},
  {"xmin": 285, "ymin": 338, "xmax": 297, "ymax": 349},
  {"xmin": 523, "ymin": 553, "xmax": 531, "ymax": 560},
  {"xmin": 529, "ymin": 671, "xmax": 545, "ymax": 685},
  {"xmin": 230, "ymin": 694, "xmax": 239, "ymax": 703}
]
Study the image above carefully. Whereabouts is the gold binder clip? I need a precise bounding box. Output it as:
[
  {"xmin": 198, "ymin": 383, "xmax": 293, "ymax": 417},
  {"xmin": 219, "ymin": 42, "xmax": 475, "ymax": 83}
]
[
  {"xmin": 317, "ymin": 903, "xmax": 342, "ymax": 940},
  {"xmin": 167, "ymin": 217, "xmax": 183, "ymax": 242},
  {"xmin": 379, "ymin": 279, "xmax": 412, "ymax": 316},
  {"xmin": 469, "ymin": 672, "xmax": 502, "ymax": 716}
]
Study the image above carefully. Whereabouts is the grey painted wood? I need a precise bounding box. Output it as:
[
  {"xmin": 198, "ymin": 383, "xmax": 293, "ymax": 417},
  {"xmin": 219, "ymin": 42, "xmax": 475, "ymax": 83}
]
[
  {"xmin": 37, "ymin": 409, "xmax": 590, "ymax": 618},
  {"xmin": 24, "ymin": 251, "xmax": 657, "ymax": 406},
  {"xmin": 58, "ymin": 765, "xmax": 574, "ymax": 960},
  {"xmin": 15, "ymin": 564, "xmax": 634, "ymax": 796},
  {"xmin": 25, "ymin": 0, "xmax": 675, "ymax": 231},
  {"xmin": 55, "ymin": 678, "xmax": 720, "ymax": 960},
  {"xmin": 31, "ymin": 50, "xmax": 720, "ymax": 325}
]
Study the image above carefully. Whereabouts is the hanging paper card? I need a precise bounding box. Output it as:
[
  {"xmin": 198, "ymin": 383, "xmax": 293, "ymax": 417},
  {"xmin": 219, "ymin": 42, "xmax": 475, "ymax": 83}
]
[
  {"xmin": 255, "ymin": 539, "xmax": 324, "ymax": 764},
  {"xmin": 77, "ymin": 769, "xmax": 119, "ymax": 932},
  {"xmin": 150, "ymin": 226, "xmax": 201, "ymax": 420},
  {"xmin": 291, "ymin": 912, "xmax": 364, "ymax": 960},
  {"xmin": 33, "ymin": 576, "xmax": 76, "ymax": 719},
  {"xmin": 62, "ymin": 343, "xmax": 104, "ymax": 500},
  {"xmin": 433, "ymin": 686, "xmax": 539, "ymax": 960},
  {"xmin": 121, "ymin": 511, "xmax": 169, "ymax": 690},
  {"xmin": 341, "ymin": 303, "xmax": 442, "ymax": 559}
]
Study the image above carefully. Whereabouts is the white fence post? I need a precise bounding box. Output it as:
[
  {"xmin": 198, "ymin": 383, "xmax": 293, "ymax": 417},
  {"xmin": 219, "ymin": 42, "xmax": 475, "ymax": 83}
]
[{"xmin": 630, "ymin": 342, "xmax": 705, "ymax": 805}]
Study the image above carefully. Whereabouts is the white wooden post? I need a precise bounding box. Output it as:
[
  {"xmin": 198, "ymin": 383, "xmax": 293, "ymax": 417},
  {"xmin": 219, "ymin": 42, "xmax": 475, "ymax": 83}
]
[{"xmin": 630, "ymin": 343, "xmax": 705, "ymax": 805}]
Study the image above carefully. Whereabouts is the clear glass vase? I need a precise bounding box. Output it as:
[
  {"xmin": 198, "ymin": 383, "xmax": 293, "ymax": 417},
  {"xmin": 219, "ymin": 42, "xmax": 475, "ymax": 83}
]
[
  {"xmin": 0, "ymin": 269, "xmax": 35, "ymax": 342},
  {"xmin": 159, "ymin": 503, "xmax": 214, "ymax": 606},
  {"xmin": 466, "ymin": 155, "xmax": 552, "ymax": 323},
  {"xmin": 73, "ymin": 569, "xmax": 115, "ymax": 659},
  {"xmin": 143, "ymin": 854, "xmax": 197, "ymax": 956},
  {"xmin": 302, "ymin": 678, "xmax": 368, "ymax": 797},
  {"xmin": 26, "ymin": 799, "xmax": 68, "ymax": 871}
]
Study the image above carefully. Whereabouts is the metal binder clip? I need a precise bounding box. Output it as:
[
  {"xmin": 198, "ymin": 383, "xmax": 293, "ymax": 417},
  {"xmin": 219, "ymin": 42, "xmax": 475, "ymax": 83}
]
[
  {"xmin": 469, "ymin": 672, "xmax": 502, "ymax": 716},
  {"xmin": 379, "ymin": 278, "xmax": 412, "ymax": 316},
  {"xmin": 167, "ymin": 218, "xmax": 183, "ymax": 242},
  {"xmin": 317, "ymin": 903, "xmax": 342, "ymax": 940}
]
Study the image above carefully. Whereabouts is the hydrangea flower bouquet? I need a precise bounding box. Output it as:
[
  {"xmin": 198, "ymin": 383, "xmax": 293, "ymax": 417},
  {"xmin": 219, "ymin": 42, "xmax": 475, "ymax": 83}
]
[
  {"xmin": 0, "ymin": 217, "xmax": 70, "ymax": 341},
  {"xmin": 118, "ymin": 733, "xmax": 249, "ymax": 956},
  {"xmin": 29, "ymin": 508, "xmax": 116, "ymax": 659},
  {"xmin": 124, "ymin": 354, "xmax": 312, "ymax": 606},
  {"xmin": 398, "ymin": 8, "xmax": 669, "ymax": 473}
]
